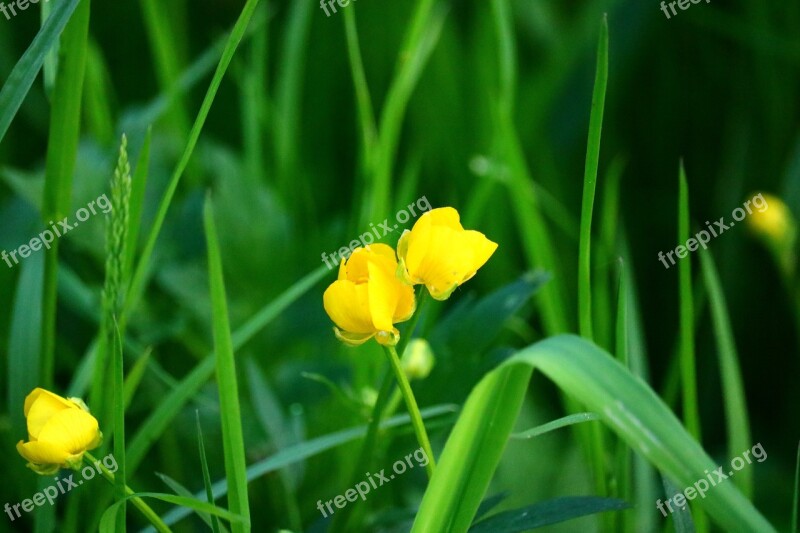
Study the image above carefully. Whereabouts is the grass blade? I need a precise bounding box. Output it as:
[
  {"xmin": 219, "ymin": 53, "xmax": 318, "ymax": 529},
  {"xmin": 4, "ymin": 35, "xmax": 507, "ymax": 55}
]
[
  {"xmin": 126, "ymin": 265, "xmax": 328, "ymax": 473},
  {"xmin": 197, "ymin": 413, "xmax": 222, "ymax": 533},
  {"xmin": 412, "ymin": 335, "xmax": 777, "ymax": 533},
  {"xmin": 698, "ymin": 248, "xmax": 752, "ymax": 496},
  {"xmin": 125, "ymin": 0, "xmax": 261, "ymax": 316},
  {"xmin": 509, "ymin": 413, "xmax": 600, "ymax": 439},
  {"xmin": 204, "ymin": 195, "xmax": 251, "ymax": 533},
  {"xmin": 0, "ymin": 0, "xmax": 81, "ymax": 144},
  {"xmin": 678, "ymin": 163, "xmax": 701, "ymax": 442},
  {"xmin": 578, "ymin": 14, "xmax": 609, "ymax": 341},
  {"xmin": 469, "ymin": 496, "xmax": 629, "ymax": 532}
]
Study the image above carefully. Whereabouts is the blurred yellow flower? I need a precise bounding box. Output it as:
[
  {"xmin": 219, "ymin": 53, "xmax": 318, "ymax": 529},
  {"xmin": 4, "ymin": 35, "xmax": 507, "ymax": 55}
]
[
  {"xmin": 323, "ymin": 244, "xmax": 415, "ymax": 346},
  {"xmin": 747, "ymin": 193, "xmax": 793, "ymax": 243},
  {"xmin": 397, "ymin": 207, "xmax": 498, "ymax": 300},
  {"xmin": 16, "ymin": 388, "xmax": 102, "ymax": 475}
]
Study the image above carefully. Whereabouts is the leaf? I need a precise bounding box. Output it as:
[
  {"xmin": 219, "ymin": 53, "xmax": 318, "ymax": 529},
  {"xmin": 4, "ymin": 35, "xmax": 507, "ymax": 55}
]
[
  {"xmin": 509, "ymin": 413, "xmax": 600, "ymax": 440},
  {"xmin": 469, "ymin": 496, "xmax": 630, "ymax": 532},
  {"xmin": 0, "ymin": 0, "xmax": 82, "ymax": 144},
  {"xmin": 204, "ymin": 195, "xmax": 250, "ymax": 533},
  {"xmin": 411, "ymin": 335, "xmax": 777, "ymax": 533}
]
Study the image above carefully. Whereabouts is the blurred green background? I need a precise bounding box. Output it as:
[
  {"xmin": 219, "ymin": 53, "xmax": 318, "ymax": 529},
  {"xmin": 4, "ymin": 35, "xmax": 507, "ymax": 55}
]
[{"xmin": 0, "ymin": 0, "xmax": 798, "ymax": 531}]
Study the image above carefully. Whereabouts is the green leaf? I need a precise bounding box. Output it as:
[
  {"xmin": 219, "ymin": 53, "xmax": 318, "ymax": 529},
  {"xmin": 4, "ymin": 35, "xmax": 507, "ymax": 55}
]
[
  {"xmin": 412, "ymin": 335, "xmax": 777, "ymax": 533},
  {"xmin": 510, "ymin": 413, "xmax": 600, "ymax": 440},
  {"xmin": 197, "ymin": 413, "xmax": 223, "ymax": 533},
  {"xmin": 698, "ymin": 248, "xmax": 752, "ymax": 496},
  {"xmin": 577, "ymin": 13, "xmax": 609, "ymax": 341},
  {"xmin": 0, "ymin": 0, "xmax": 82, "ymax": 144},
  {"xmin": 204, "ymin": 195, "xmax": 250, "ymax": 533},
  {"xmin": 469, "ymin": 496, "xmax": 630, "ymax": 532}
]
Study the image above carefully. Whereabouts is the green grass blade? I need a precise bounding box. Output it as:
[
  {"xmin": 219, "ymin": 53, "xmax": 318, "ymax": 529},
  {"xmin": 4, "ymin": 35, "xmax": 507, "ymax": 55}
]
[
  {"xmin": 274, "ymin": 0, "xmax": 314, "ymax": 183},
  {"xmin": 0, "ymin": 0, "xmax": 81, "ymax": 144},
  {"xmin": 197, "ymin": 413, "xmax": 222, "ymax": 533},
  {"xmin": 363, "ymin": 0, "xmax": 446, "ymax": 225},
  {"xmin": 125, "ymin": 0, "xmax": 261, "ymax": 316},
  {"xmin": 123, "ymin": 348, "xmax": 151, "ymax": 409},
  {"xmin": 7, "ymin": 253, "xmax": 44, "ymax": 438},
  {"xmin": 343, "ymin": 7, "xmax": 378, "ymax": 171},
  {"xmin": 469, "ymin": 496, "xmax": 629, "ymax": 532},
  {"xmin": 678, "ymin": 163, "xmax": 701, "ymax": 442},
  {"xmin": 126, "ymin": 265, "xmax": 327, "ymax": 473},
  {"xmin": 204, "ymin": 195, "xmax": 251, "ymax": 533},
  {"xmin": 112, "ymin": 320, "xmax": 127, "ymax": 531},
  {"xmin": 699, "ymin": 248, "xmax": 752, "ymax": 496},
  {"xmin": 412, "ymin": 335, "xmax": 777, "ymax": 533},
  {"xmin": 40, "ymin": 0, "xmax": 91, "ymax": 393},
  {"xmin": 578, "ymin": 14, "xmax": 608, "ymax": 341},
  {"xmin": 509, "ymin": 412, "xmax": 600, "ymax": 439}
]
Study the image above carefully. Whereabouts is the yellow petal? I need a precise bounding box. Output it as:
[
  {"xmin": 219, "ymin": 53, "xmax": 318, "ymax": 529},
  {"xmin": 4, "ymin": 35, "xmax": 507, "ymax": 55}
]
[
  {"xmin": 17, "ymin": 440, "xmax": 70, "ymax": 466},
  {"xmin": 37, "ymin": 407, "xmax": 101, "ymax": 455},
  {"xmin": 25, "ymin": 389, "xmax": 75, "ymax": 440},
  {"xmin": 426, "ymin": 207, "xmax": 463, "ymax": 230},
  {"xmin": 323, "ymin": 280, "xmax": 373, "ymax": 334},
  {"xmin": 367, "ymin": 259, "xmax": 403, "ymax": 332}
]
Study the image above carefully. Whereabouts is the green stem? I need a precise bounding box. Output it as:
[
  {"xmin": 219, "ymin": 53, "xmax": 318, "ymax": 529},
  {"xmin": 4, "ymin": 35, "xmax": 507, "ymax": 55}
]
[
  {"xmin": 383, "ymin": 344, "xmax": 436, "ymax": 478},
  {"xmin": 83, "ymin": 452, "xmax": 172, "ymax": 533}
]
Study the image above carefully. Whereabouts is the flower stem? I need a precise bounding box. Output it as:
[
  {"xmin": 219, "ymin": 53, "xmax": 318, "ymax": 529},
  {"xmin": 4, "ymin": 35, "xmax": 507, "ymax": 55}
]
[
  {"xmin": 383, "ymin": 344, "xmax": 436, "ymax": 478},
  {"xmin": 83, "ymin": 452, "xmax": 172, "ymax": 533}
]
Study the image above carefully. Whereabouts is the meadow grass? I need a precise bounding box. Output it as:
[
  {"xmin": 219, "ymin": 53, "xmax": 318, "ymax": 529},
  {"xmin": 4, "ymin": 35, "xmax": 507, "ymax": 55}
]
[{"xmin": 0, "ymin": 0, "xmax": 797, "ymax": 532}]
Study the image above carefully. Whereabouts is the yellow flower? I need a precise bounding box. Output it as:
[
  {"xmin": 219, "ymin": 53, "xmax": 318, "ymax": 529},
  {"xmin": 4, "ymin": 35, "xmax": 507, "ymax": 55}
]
[
  {"xmin": 397, "ymin": 207, "xmax": 498, "ymax": 300},
  {"xmin": 323, "ymin": 244, "xmax": 416, "ymax": 346},
  {"xmin": 16, "ymin": 388, "xmax": 102, "ymax": 475},
  {"xmin": 747, "ymin": 193, "xmax": 794, "ymax": 243}
]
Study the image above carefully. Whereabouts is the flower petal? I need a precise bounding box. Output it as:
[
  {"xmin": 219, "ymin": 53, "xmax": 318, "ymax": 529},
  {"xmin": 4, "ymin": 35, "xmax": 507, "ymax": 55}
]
[
  {"xmin": 37, "ymin": 407, "xmax": 101, "ymax": 455},
  {"xmin": 324, "ymin": 280, "xmax": 374, "ymax": 334},
  {"xmin": 17, "ymin": 440, "xmax": 71, "ymax": 466},
  {"xmin": 25, "ymin": 389, "xmax": 75, "ymax": 439}
]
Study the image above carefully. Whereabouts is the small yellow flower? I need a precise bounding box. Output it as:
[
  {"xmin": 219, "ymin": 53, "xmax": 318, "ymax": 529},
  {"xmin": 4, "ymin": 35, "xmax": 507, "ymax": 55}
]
[
  {"xmin": 747, "ymin": 193, "xmax": 793, "ymax": 243},
  {"xmin": 16, "ymin": 388, "xmax": 102, "ymax": 475},
  {"xmin": 323, "ymin": 244, "xmax": 416, "ymax": 346},
  {"xmin": 397, "ymin": 207, "xmax": 498, "ymax": 300}
]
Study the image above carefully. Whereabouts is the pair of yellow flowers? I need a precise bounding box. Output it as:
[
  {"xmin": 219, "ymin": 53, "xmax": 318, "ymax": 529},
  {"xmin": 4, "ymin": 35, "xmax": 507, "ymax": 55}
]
[{"xmin": 323, "ymin": 207, "xmax": 498, "ymax": 346}]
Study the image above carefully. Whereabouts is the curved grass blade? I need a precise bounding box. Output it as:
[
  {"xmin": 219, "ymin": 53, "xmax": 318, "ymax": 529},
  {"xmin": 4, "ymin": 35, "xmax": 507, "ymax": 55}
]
[
  {"xmin": 698, "ymin": 248, "xmax": 752, "ymax": 496},
  {"xmin": 411, "ymin": 335, "xmax": 776, "ymax": 533},
  {"xmin": 469, "ymin": 496, "xmax": 629, "ymax": 532},
  {"xmin": 100, "ymin": 493, "xmax": 246, "ymax": 533}
]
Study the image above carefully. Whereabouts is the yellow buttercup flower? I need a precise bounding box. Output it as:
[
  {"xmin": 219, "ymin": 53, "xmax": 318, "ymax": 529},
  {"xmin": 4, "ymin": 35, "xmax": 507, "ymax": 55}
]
[
  {"xmin": 397, "ymin": 207, "xmax": 498, "ymax": 300},
  {"xmin": 747, "ymin": 193, "xmax": 793, "ymax": 243},
  {"xmin": 323, "ymin": 244, "xmax": 416, "ymax": 346},
  {"xmin": 16, "ymin": 388, "xmax": 102, "ymax": 475}
]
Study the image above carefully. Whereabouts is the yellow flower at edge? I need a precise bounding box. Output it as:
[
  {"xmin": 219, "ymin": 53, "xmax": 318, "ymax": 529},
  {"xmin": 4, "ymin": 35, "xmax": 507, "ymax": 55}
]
[
  {"xmin": 397, "ymin": 207, "xmax": 498, "ymax": 300},
  {"xmin": 746, "ymin": 192, "xmax": 794, "ymax": 244},
  {"xmin": 323, "ymin": 244, "xmax": 416, "ymax": 346},
  {"xmin": 16, "ymin": 388, "xmax": 102, "ymax": 475}
]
